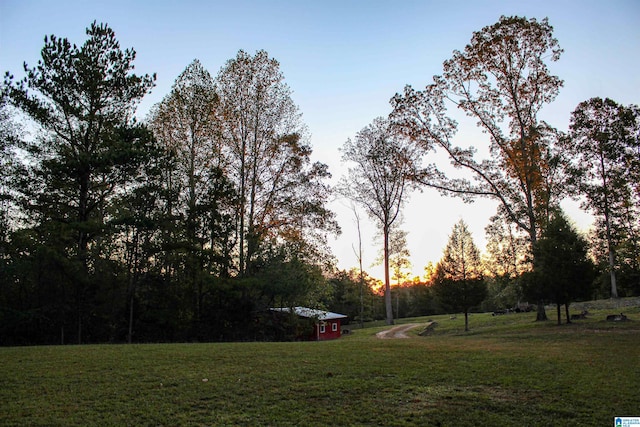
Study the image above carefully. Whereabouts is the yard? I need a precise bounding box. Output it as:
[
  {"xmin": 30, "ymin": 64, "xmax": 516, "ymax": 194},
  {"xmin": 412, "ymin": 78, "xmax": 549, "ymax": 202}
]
[{"xmin": 1, "ymin": 299, "xmax": 638, "ymax": 426}]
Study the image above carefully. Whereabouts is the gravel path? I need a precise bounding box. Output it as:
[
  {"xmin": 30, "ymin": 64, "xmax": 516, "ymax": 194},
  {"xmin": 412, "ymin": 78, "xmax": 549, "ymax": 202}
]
[{"xmin": 375, "ymin": 323, "xmax": 420, "ymax": 339}]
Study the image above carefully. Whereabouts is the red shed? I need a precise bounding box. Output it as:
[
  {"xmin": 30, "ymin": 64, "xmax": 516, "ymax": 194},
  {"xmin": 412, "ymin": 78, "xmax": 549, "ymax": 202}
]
[{"xmin": 271, "ymin": 307, "xmax": 348, "ymax": 341}]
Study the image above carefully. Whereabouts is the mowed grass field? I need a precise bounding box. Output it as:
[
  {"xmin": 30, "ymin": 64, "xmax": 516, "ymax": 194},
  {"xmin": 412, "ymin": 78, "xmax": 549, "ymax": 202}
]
[{"xmin": 1, "ymin": 300, "xmax": 639, "ymax": 426}]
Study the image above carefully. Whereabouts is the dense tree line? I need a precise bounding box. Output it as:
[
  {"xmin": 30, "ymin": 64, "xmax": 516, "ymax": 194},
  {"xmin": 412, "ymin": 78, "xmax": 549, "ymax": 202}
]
[
  {"xmin": 1, "ymin": 23, "xmax": 337, "ymax": 345},
  {"xmin": 1, "ymin": 17, "xmax": 638, "ymax": 344}
]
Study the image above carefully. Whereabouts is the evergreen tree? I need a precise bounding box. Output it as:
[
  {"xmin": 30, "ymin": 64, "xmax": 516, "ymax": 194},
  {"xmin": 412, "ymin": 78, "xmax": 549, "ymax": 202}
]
[
  {"xmin": 3, "ymin": 22, "xmax": 155, "ymax": 343},
  {"xmin": 526, "ymin": 211, "xmax": 594, "ymax": 324},
  {"xmin": 433, "ymin": 220, "xmax": 487, "ymax": 331}
]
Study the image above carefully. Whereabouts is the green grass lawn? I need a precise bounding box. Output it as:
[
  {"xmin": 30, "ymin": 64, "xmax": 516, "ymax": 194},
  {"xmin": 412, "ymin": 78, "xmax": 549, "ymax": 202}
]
[{"xmin": 1, "ymin": 301, "xmax": 639, "ymax": 426}]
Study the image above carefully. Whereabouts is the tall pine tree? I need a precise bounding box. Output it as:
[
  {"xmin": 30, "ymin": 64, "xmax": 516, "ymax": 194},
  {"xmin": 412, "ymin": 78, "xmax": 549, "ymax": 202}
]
[
  {"xmin": 433, "ymin": 220, "xmax": 487, "ymax": 331},
  {"xmin": 4, "ymin": 22, "xmax": 155, "ymax": 343}
]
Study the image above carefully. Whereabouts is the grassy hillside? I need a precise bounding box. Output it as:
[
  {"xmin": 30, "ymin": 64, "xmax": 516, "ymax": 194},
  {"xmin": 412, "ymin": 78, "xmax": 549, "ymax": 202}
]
[{"xmin": 1, "ymin": 300, "xmax": 638, "ymax": 426}]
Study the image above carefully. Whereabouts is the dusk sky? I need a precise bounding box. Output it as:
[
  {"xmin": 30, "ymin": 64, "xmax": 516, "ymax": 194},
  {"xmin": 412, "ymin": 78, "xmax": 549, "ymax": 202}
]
[{"xmin": 2, "ymin": 0, "xmax": 639, "ymax": 280}]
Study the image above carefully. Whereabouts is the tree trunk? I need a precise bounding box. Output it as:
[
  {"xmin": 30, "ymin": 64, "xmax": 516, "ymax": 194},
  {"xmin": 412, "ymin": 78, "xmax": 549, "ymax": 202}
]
[
  {"xmin": 536, "ymin": 301, "xmax": 548, "ymax": 321},
  {"xmin": 608, "ymin": 248, "xmax": 618, "ymax": 299},
  {"xmin": 353, "ymin": 206, "xmax": 365, "ymax": 328},
  {"xmin": 128, "ymin": 293, "xmax": 134, "ymax": 344},
  {"xmin": 556, "ymin": 303, "xmax": 561, "ymax": 325},
  {"xmin": 464, "ymin": 311, "xmax": 469, "ymax": 332},
  {"xmin": 238, "ymin": 139, "xmax": 246, "ymax": 277},
  {"xmin": 76, "ymin": 169, "xmax": 91, "ymax": 344},
  {"xmin": 565, "ymin": 303, "xmax": 571, "ymax": 324},
  {"xmin": 384, "ymin": 226, "xmax": 394, "ymax": 325},
  {"xmin": 127, "ymin": 229, "xmax": 139, "ymax": 344},
  {"xmin": 597, "ymin": 151, "xmax": 619, "ymax": 299},
  {"xmin": 604, "ymin": 208, "xmax": 618, "ymax": 298}
]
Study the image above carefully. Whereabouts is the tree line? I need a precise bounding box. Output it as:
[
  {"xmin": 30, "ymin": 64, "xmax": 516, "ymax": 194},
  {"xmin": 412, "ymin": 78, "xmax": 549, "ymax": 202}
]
[
  {"xmin": 341, "ymin": 16, "xmax": 639, "ymax": 326},
  {"xmin": 1, "ymin": 17, "xmax": 638, "ymax": 344}
]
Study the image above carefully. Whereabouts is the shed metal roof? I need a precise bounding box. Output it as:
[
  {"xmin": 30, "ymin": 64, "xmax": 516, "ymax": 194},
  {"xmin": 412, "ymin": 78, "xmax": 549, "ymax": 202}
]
[{"xmin": 271, "ymin": 306, "xmax": 347, "ymax": 320}]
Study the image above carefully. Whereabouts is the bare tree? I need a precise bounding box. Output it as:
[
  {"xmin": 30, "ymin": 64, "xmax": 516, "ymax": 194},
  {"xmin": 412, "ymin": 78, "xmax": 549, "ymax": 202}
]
[
  {"xmin": 339, "ymin": 117, "xmax": 419, "ymax": 325},
  {"xmin": 215, "ymin": 50, "xmax": 336, "ymax": 276},
  {"xmin": 350, "ymin": 203, "xmax": 366, "ymax": 328}
]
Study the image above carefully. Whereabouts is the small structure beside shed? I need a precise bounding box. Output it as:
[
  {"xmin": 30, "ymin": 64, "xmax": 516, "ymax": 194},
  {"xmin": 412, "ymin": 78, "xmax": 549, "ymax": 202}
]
[{"xmin": 271, "ymin": 307, "xmax": 348, "ymax": 341}]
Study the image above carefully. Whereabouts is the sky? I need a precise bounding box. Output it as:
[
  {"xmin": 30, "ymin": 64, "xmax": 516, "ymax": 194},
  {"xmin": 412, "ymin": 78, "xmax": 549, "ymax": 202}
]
[{"xmin": 1, "ymin": 0, "xmax": 639, "ymax": 280}]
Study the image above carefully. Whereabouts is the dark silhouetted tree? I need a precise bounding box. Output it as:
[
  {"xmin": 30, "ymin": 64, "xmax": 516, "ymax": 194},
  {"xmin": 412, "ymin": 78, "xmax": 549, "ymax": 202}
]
[
  {"xmin": 433, "ymin": 220, "xmax": 487, "ymax": 331},
  {"xmin": 3, "ymin": 22, "xmax": 156, "ymax": 343},
  {"xmin": 565, "ymin": 98, "xmax": 640, "ymax": 298},
  {"xmin": 526, "ymin": 211, "xmax": 594, "ymax": 324},
  {"xmin": 148, "ymin": 60, "xmax": 236, "ymax": 335},
  {"xmin": 483, "ymin": 212, "xmax": 531, "ymax": 309}
]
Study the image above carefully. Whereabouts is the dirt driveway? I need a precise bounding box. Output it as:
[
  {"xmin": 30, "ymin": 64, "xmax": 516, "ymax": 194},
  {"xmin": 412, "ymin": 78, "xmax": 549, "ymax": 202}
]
[{"xmin": 376, "ymin": 323, "xmax": 419, "ymax": 339}]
